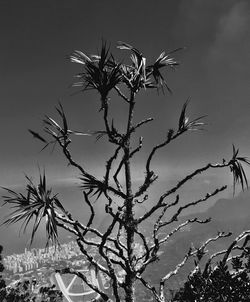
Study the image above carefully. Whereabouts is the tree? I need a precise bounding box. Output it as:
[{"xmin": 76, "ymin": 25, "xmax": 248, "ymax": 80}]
[
  {"xmin": 172, "ymin": 232, "xmax": 250, "ymax": 301},
  {"xmin": 3, "ymin": 279, "xmax": 62, "ymax": 302},
  {"xmin": 0, "ymin": 245, "xmax": 6, "ymax": 301},
  {"xmin": 2, "ymin": 41, "xmax": 250, "ymax": 302}
]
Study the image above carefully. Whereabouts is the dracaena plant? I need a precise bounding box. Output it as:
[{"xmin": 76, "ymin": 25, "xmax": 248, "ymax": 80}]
[{"xmin": 2, "ymin": 41, "xmax": 250, "ymax": 302}]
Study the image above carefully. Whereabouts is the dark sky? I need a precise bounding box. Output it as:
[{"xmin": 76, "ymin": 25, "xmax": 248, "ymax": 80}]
[{"xmin": 1, "ymin": 0, "xmax": 250, "ymax": 251}]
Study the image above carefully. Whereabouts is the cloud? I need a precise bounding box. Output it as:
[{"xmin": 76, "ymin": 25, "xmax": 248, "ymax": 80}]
[
  {"xmin": 175, "ymin": 0, "xmax": 231, "ymax": 42},
  {"xmin": 217, "ymin": 2, "xmax": 249, "ymax": 39},
  {"xmin": 175, "ymin": 0, "xmax": 250, "ymax": 74},
  {"xmin": 203, "ymin": 179, "xmax": 211, "ymax": 185},
  {"xmin": 208, "ymin": 1, "xmax": 250, "ymax": 71}
]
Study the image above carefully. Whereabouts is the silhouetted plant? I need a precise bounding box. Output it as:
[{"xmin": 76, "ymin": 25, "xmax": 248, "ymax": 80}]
[
  {"xmin": 39, "ymin": 284, "xmax": 63, "ymax": 302},
  {"xmin": 0, "ymin": 245, "xmax": 6, "ymax": 301},
  {"xmin": 2, "ymin": 41, "xmax": 250, "ymax": 302},
  {"xmin": 3, "ymin": 279, "xmax": 62, "ymax": 302},
  {"xmin": 172, "ymin": 231, "xmax": 250, "ymax": 301}
]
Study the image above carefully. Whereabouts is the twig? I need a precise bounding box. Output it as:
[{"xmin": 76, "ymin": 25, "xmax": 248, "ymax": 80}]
[
  {"xmin": 136, "ymin": 275, "xmax": 161, "ymax": 302},
  {"xmin": 158, "ymin": 218, "xmax": 211, "ymax": 246},
  {"xmin": 105, "ymin": 146, "xmax": 122, "ymax": 187},
  {"xmin": 159, "ymin": 231, "xmax": 232, "ymax": 300},
  {"xmin": 99, "ymin": 213, "xmax": 123, "ymax": 301},
  {"xmin": 114, "ymin": 86, "xmax": 129, "ymax": 103},
  {"xmin": 129, "ymin": 137, "xmax": 143, "ymax": 158},
  {"xmin": 159, "ymin": 186, "xmax": 227, "ymax": 228},
  {"xmin": 82, "ymin": 191, "xmax": 95, "ymax": 237}
]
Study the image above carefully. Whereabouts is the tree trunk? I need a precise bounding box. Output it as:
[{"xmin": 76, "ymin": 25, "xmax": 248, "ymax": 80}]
[
  {"xmin": 124, "ymin": 272, "xmax": 135, "ymax": 302},
  {"xmin": 124, "ymin": 170, "xmax": 136, "ymax": 302},
  {"xmin": 124, "ymin": 95, "xmax": 136, "ymax": 302}
]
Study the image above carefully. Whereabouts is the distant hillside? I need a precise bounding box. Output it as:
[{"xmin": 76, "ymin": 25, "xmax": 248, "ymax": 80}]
[{"xmin": 206, "ymin": 189, "xmax": 250, "ymax": 223}]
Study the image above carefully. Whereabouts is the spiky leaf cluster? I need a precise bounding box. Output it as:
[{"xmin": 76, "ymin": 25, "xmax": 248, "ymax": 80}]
[
  {"xmin": 70, "ymin": 41, "xmax": 179, "ymax": 98},
  {"xmin": 229, "ymin": 145, "xmax": 250, "ymax": 193},
  {"xmin": 29, "ymin": 103, "xmax": 90, "ymax": 151},
  {"xmin": 2, "ymin": 174, "xmax": 66, "ymax": 246},
  {"xmin": 80, "ymin": 175, "xmax": 107, "ymax": 200},
  {"xmin": 178, "ymin": 100, "xmax": 205, "ymax": 132},
  {"xmin": 71, "ymin": 41, "xmax": 123, "ymax": 103}
]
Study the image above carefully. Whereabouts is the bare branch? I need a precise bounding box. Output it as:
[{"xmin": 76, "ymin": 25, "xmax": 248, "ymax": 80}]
[
  {"xmin": 138, "ymin": 103, "xmax": 206, "ymax": 199},
  {"xmin": 145, "ymin": 129, "xmax": 182, "ymax": 176},
  {"xmin": 99, "ymin": 213, "xmax": 123, "ymax": 301},
  {"xmin": 56, "ymin": 211, "xmax": 122, "ymax": 261},
  {"xmin": 159, "ymin": 231, "xmax": 232, "ymax": 300},
  {"xmin": 134, "ymin": 194, "xmax": 148, "ymax": 204},
  {"xmin": 221, "ymin": 230, "xmax": 250, "ymax": 265},
  {"xmin": 138, "ymin": 218, "xmax": 210, "ymax": 275},
  {"xmin": 159, "ymin": 247, "xmax": 192, "ymax": 301},
  {"xmin": 116, "ymin": 223, "xmax": 127, "ymax": 252},
  {"xmin": 56, "ymin": 221, "xmax": 78, "ymax": 236},
  {"xmin": 113, "ymin": 223, "xmax": 129, "ymax": 269},
  {"xmin": 114, "ymin": 85, "xmax": 129, "ymax": 103},
  {"xmin": 203, "ymin": 232, "xmax": 250, "ymax": 276},
  {"xmin": 203, "ymin": 247, "xmax": 242, "ymax": 276},
  {"xmin": 82, "ymin": 191, "xmax": 95, "ymax": 236},
  {"xmin": 105, "ymin": 146, "xmax": 122, "ymax": 187},
  {"xmin": 102, "ymin": 100, "xmax": 113, "ymax": 141},
  {"xmin": 54, "ymin": 133, "xmax": 126, "ymax": 199},
  {"xmin": 198, "ymin": 231, "xmax": 232, "ymax": 252},
  {"xmin": 137, "ymin": 194, "xmax": 179, "ymax": 224},
  {"xmin": 42, "ymin": 106, "xmax": 126, "ymax": 200},
  {"xmin": 130, "ymin": 117, "xmax": 154, "ymax": 134},
  {"xmin": 129, "ymin": 136, "xmax": 143, "ymax": 159},
  {"xmin": 134, "ymin": 171, "xmax": 158, "ymax": 199},
  {"xmin": 113, "ymin": 155, "xmax": 125, "ymax": 192},
  {"xmin": 158, "ymin": 218, "xmax": 211, "ymax": 246},
  {"xmin": 134, "ymin": 229, "xmax": 150, "ymax": 264},
  {"xmin": 137, "ymin": 166, "xmax": 228, "ymax": 224},
  {"xmin": 154, "ymin": 198, "xmax": 178, "ymax": 234},
  {"xmin": 159, "ymin": 185, "xmax": 227, "ymax": 228},
  {"xmin": 136, "ymin": 275, "xmax": 161, "ymax": 302},
  {"xmin": 76, "ymin": 238, "xmax": 110, "ymax": 276},
  {"xmin": 55, "ymin": 211, "xmax": 103, "ymax": 239}
]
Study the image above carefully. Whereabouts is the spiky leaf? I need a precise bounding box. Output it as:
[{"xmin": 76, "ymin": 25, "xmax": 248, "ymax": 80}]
[
  {"xmin": 178, "ymin": 100, "xmax": 206, "ymax": 132},
  {"xmin": 2, "ymin": 173, "xmax": 65, "ymax": 247},
  {"xmin": 229, "ymin": 145, "xmax": 250, "ymax": 194},
  {"xmin": 80, "ymin": 175, "xmax": 107, "ymax": 200}
]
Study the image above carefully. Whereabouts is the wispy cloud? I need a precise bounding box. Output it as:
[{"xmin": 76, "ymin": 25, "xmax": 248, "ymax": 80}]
[{"xmin": 208, "ymin": 1, "xmax": 250, "ymax": 71}]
